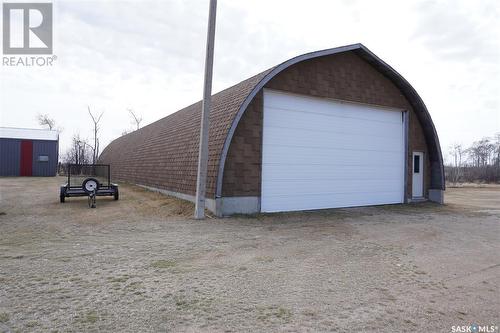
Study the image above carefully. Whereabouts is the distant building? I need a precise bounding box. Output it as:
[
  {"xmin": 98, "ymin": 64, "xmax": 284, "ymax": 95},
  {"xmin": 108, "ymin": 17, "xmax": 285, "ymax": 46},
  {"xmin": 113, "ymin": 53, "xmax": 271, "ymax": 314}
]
[{"xmin": 0, "ymin": 127, "xmax": 59, "ymax": 176}]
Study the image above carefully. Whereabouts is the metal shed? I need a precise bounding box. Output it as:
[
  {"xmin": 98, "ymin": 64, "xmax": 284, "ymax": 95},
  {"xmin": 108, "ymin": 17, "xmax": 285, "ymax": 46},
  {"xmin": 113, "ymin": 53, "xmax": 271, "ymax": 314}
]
[{"xmin": 0, "ymin": 127, "xmax": 59, "ymax": 177}]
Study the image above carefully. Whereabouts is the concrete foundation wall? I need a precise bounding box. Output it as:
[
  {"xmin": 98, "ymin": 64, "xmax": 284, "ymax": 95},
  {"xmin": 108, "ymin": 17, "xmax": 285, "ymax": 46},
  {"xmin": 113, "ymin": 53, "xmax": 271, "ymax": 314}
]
[
  {"xmin": 429, "ymin": 189, "xmax": 444, "ymax": 204},
  {"xmin": 138, "ymin": 184, "xmax": 260, "ymax": 216}
]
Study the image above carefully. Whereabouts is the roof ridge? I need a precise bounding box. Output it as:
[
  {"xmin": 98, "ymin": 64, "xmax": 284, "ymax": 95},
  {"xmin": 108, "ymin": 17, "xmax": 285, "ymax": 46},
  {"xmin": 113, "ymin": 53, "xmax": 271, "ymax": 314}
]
[{"xmin": 0, "ymin": 126, "xmax": 58, "ymax": 132}]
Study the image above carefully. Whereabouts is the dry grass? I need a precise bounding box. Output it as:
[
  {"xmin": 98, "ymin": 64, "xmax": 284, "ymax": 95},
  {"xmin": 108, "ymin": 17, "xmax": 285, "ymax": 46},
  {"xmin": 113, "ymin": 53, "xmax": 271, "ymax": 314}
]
[
  {"xmin": 119, "ymin": 183, "xmax": 195, "ymax": 218},
  {"xmin": 447, "ymin": 182, "xmax": 500, "ymax": 188},
  {"xmin": 150, "ymin": 259, "xmax": 177, "ymax": 269},
  {"xmin": 0, "ymin": 312, "xmax": 9, "ymax": 323},
  {"xmin": 0, "ymin": 177, "xmax": 498, "ymax": 332}
]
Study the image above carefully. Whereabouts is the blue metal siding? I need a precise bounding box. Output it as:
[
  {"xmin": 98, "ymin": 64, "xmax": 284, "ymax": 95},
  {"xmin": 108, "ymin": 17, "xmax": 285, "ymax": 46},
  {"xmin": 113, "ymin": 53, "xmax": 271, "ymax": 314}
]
[
  {"xmin": 0, "ymin": 138, "xmax": 58, "ymax": 176},
  {"xmin": 32, "ymin": 140, "xmax": 58, "ymax": 176},
  {"xmin": 0, "ymin": 138, "xmax": 21, "ymax": 176}
]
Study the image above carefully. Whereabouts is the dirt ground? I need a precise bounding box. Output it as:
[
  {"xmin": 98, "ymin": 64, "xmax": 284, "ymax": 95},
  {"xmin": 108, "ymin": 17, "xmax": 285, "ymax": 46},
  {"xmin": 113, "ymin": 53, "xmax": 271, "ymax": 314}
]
[{"xmin": 0, "ymin": 177, "xmax": 499, "ymax": 333}]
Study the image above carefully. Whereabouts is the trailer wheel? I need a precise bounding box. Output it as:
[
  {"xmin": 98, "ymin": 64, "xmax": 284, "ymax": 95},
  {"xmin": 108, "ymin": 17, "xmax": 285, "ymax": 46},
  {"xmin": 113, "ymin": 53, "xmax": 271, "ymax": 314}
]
[
  {"xmin": 114, "ymin": 188, "xmax": 119, "ymax": 200},
  {"xmin": 60, "ymin": 187, "xmax": 66, "ymax": 203}
]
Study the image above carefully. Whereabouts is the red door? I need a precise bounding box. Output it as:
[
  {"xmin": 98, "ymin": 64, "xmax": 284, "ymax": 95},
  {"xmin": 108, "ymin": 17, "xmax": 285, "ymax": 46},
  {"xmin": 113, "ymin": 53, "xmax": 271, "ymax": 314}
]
[{"xmin": 20, "ymin": 140, "xmax": 33, "ymax": 176}]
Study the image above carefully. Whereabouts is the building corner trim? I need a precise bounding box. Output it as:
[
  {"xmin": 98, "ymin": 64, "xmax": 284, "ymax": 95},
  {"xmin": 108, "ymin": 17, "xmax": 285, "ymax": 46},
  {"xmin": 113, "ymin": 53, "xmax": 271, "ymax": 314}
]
[{"xmin": 428, "ymin": 189, "xmax": 444, "ymax": 204}]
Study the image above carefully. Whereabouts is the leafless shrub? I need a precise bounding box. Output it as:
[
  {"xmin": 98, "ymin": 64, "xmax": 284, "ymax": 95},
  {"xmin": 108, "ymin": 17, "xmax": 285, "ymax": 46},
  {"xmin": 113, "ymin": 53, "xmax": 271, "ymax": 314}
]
[{"xmin": 445, "ymin": 134, "xmax": 500, "ymax": 184}]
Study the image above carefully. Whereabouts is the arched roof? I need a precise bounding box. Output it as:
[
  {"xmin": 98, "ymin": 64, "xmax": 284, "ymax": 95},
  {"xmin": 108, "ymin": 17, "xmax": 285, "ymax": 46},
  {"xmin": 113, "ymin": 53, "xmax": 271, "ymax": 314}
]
[
  {"xmin": 215, "ymin": 43, "xmax": 445, "ymax": 196},
  {"xmin": 100, "ymin": 43, "xmax": 444, "ymax": 199}
]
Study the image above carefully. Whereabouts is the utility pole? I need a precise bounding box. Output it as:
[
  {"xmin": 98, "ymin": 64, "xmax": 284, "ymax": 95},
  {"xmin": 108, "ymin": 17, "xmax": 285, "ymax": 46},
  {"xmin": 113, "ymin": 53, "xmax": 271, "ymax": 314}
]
[{"xmin": 195, "ymin": 0, "xmax": 217, "ymax": 219}]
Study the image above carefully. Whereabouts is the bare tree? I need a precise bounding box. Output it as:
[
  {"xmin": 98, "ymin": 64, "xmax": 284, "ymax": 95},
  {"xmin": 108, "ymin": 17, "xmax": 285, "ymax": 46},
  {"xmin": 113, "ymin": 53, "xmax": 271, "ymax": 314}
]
[
  {"xmin": 88, "ymin": 106, "xmax": 104, "ymax": 164},
  {"xmin": 447, "ymin": 135, "xmax": 500, "ymax": 184},
  {"xmin": 467, "ymin": 139, "xmax": 492, "ymax": 168},
  {"xmin": 62, "ymin": 134, "xmax": 92, "ymax": 165},
  {"xmin": 494, "ymin": 133, "xmax": 500, "ymax": 179},
  {"xmin": 474, "ymin": 138, "xmax": 494, "ymax": 166},
  {"xmin": 468, "ymin": 142, "xmax": 480, "ymax": 167},
  {"xmin": 37, "ymin": 114, "xmax": 55, "ymax": 130},
  {"xmin": 494, "ymin": 133, "xmax": 500, "ymax": 165},
  {"xmin": 127, "ymin": 108, "xmax": 143, "ymax": 131},
  {"xmin": 448, "ymin": 143, "xmax": 464, "ymax": 185}
]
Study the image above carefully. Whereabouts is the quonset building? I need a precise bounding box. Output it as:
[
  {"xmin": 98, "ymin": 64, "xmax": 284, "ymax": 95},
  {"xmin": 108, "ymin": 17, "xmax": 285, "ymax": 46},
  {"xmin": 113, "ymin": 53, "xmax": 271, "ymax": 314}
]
[{"xmin": 100, "ymin": 44, "xmax": 444, "ymax": 216}]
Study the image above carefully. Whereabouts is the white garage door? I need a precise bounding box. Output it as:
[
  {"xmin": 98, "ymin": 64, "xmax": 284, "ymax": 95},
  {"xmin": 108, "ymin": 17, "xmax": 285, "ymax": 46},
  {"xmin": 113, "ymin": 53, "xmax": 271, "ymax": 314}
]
[{"xmin": 261, "ymin": 90, "xmax": 405, "ymax": 212}]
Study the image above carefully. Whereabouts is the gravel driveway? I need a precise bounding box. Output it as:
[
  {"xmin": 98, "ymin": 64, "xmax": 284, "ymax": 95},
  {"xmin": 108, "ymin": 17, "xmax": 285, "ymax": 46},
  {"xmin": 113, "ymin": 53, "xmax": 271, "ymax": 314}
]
[{"xmin": 0, "ymin": 177, "xmax": 499, "ymax": 332}]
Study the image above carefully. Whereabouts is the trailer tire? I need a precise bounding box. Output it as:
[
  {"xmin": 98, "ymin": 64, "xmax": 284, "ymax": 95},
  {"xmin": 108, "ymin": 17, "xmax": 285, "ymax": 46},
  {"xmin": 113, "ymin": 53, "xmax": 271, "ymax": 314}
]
[
  {"xmin": 114, "ymin": 188, "xmax": 119, "ymax": 200},
  {"xmin": 60, "ymin": 187, "xmax": 66, "ymax": 203}
]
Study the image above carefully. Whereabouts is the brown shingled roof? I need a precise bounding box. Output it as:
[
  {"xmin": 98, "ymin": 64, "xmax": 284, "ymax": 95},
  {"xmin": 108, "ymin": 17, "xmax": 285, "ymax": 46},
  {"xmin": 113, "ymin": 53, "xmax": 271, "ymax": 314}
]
[{"xmin": 99, "ymin": 68, "xmax": 274, "ymax": 197}]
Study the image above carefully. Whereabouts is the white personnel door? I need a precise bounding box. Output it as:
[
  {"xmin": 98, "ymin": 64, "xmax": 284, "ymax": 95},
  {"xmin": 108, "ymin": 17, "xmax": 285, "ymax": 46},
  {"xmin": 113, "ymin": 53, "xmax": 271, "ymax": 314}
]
[{"xmin": 412, "ymin": 152, "xmax": 424, "ymax": 198}]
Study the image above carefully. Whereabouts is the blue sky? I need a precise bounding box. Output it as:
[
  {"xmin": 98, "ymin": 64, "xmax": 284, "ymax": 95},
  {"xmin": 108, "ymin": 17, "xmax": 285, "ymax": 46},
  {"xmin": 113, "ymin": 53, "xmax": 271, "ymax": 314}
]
[{"xmin": 1, "ymin": 0, "xmax": 499, "ymax": 162}]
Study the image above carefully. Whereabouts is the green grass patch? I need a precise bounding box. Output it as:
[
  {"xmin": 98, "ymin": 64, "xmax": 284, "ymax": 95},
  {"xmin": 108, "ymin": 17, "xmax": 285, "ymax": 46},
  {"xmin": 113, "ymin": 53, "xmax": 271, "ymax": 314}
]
[
  {"xmin": 174, "ymin": 295, "xmax": 214, "ymax": 312},
  {"xmin": 276, "ymin": 307, "xmax": 292, "ymax": 319},
  {"xmin": 255, "ymin": 256, "xmax": 274, "ymax": 263},
  {"xmin": 80, "ymin": 310, "xmax": 99, "ymax": 324},
  {"xmin": 0, "ymin": 312, "xmax": 9, "ymax": 323},
  {"xmin": 26, "ymin": 320, "xmax": 39, "ymax": 328},
  {"xmin": 124, "ymin": 281, "xmax": 143, "ymax": 293},
  {"xmin": 151, "ymin": 259, "xmax": 177, "ymax": 269},
  {"xmin": 45, "ymin": 287, "xmax": 69, "ymax": 294},
  {"xmin": 107, "ymin": 275, "xmax": 130, "ymax": 283},
  {"xmin": 257, "ymin": 305, "xmax": 292, "ymax": 322},
  {"xmin": 85, "ymin": 311, "xmax": 99, "ymax": 324}
]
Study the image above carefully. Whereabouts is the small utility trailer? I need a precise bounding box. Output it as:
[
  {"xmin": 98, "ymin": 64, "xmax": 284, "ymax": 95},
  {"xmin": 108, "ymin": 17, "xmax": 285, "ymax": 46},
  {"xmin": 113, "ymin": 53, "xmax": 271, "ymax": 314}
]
[{"xmin": 60, "ymin": 164, "xmax": 119, "ymax": 208}]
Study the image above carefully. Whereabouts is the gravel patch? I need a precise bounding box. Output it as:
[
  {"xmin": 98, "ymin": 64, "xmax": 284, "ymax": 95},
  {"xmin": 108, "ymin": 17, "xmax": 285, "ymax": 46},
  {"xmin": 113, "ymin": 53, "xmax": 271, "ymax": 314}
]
[{"xmin": 0, "ymin": 177, "xmax": 499, "ymax": 332}]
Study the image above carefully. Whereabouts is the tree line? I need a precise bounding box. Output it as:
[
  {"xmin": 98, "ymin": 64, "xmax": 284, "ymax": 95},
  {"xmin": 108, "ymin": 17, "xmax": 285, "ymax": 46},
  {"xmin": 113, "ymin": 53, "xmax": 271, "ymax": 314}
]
[
  {"xmin": 38, "ymin": 110, "xmax": 498, "ymax": 184},
  {"xmin": 446, "ymin": 133, "xmax": 500, "ymax": 184},
  {"xmin": 37, "ymin": 108, "xmax": 143, "ymax": 168}
]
